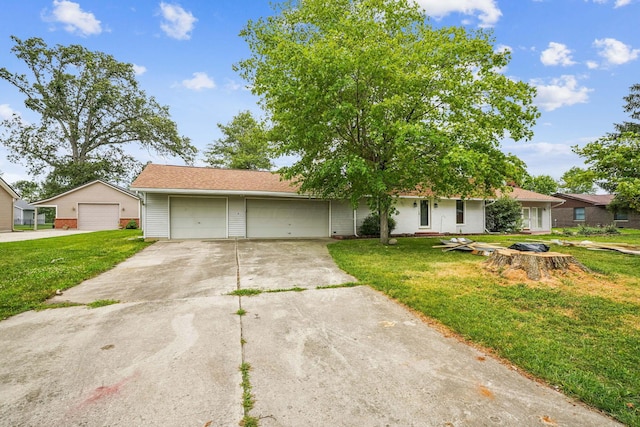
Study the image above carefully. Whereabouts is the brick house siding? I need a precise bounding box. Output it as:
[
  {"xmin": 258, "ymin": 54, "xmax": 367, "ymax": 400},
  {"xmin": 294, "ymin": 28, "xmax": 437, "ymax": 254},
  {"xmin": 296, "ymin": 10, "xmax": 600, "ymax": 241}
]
[{"xmin": 552, "ymin": 194, "xmax": 640, "ymax": 229}]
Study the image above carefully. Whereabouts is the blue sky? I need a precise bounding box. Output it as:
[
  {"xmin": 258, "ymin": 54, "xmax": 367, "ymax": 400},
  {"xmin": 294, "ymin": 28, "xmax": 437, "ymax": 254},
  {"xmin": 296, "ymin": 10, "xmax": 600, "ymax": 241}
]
[{"xmin": 1, "ymin": 0, "xmax": 639, "ymax": 186}]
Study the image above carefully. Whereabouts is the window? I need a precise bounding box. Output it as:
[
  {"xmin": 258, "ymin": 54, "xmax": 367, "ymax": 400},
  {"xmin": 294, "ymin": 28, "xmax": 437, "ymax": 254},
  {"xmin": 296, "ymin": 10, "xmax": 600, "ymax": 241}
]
[
  {"xmin": 614, "ymin": 211, "xmax": 629, "ymax": 221},
  {"xmin": 420, "ymin": 200, "xmax": 429, "ymax": 227},
  {"xmin": 574, "ymin": 207, "xmax": 585, "ymax": 221},
  {"xmin": 456, "ymin": 200, "xmax": 464, "ymax": 224}
]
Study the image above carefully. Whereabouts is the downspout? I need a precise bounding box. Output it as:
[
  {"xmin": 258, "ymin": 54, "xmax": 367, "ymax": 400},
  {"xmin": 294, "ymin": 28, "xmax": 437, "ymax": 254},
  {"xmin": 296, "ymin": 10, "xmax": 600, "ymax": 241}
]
[{"xmin": 353, "ymin": 209, "xmax": 359, "ymax": 237}]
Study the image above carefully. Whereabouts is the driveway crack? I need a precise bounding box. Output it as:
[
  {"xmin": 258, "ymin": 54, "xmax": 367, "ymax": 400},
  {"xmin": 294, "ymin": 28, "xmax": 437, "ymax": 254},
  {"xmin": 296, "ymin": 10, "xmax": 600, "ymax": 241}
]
[{"xmin": 235, "ymin": 239, "xmax": 258, "ymax": 426}]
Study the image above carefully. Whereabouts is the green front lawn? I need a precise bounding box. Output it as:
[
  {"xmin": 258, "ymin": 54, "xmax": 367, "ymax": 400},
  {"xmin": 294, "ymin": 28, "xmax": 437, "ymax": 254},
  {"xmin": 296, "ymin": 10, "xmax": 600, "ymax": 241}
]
[
  {"xmin": 329, "ymin": 233, "xmax": 640, "ymax": 426},
  {"xmin": 13, "ymin": 223, "xmax": 54, "ymax": 231},
  {"xmin": 0, "ymin": 230, "xmax": 151, "ymax": 320}
]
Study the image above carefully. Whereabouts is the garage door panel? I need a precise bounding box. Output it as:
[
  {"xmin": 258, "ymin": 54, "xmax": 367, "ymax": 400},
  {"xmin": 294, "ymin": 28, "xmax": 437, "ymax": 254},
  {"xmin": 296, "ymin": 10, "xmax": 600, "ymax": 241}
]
[
  {"xmin": 247, "ymin": 199, "xmax": 328, "ymax": 238},
  {"xmin": 78, "ymin": 204, "xmax": 120, "ymax": 230},
  {"xmin": 170, "ymin": 197, "xmax": 226, "ymax": 239}
]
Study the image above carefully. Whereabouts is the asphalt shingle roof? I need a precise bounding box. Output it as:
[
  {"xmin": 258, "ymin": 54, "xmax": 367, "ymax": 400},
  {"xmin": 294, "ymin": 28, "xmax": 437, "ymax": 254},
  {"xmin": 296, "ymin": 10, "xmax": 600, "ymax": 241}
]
[{"xmin": 131, "ymin": 164, "xmax": 562, "ymax": 203}]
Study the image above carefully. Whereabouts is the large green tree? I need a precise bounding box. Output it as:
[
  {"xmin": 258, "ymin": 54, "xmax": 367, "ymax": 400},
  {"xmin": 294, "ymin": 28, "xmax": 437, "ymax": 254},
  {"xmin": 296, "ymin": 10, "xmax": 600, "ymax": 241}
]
[
  {"xmin": 558, "ymin": 166, "xmax": 597, "ymax": 194},
  {"xmin": 574, "ymin": 84, "xmax": 640, "ymax": 211},
  {"xmin": 203, "ymin": 110, "xmax": 273, "ymax": 170},
  {"xmin": 521, "ymin": 174, "xmax": 558, "ymax": 195},
  {"xmin": 575, "ymin": 132, "xmax": 640, "ymax": 211},
  {"xmin": 0, "ymin": 36, "xmax": 196, "ymax": 193},
  {"xmin": 237, "ymin": 0, "xmax": 538, "ymax": 243}
]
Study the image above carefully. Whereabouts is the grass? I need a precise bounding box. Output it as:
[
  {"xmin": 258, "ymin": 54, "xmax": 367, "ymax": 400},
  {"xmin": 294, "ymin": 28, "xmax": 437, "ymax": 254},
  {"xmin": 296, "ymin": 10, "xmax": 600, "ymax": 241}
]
[
  {"xmin": 0, "ymin": 229, "xmax": 151, "ymax": 320},
  {"xmin": 13, "ymin": 223, "xmax": 54, "ymax": 231},
  {"xmin": 328, "ymin": 231, "xmax": 640, "ymax": 426},
  {"xmin": 239, "ymin": 362, "xmax": 258, "ymax": 427},
  {"xmin": 87, "ymin": 299, "xmax": 120, "ymax": 309}
]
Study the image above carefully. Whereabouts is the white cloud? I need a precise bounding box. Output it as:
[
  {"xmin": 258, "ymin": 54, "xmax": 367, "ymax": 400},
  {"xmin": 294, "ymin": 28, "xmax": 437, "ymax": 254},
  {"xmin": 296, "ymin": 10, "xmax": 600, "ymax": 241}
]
[
  {"xmin": 46, "ymin": 0, "xmax": 102, "ymax": 36},
  {"xmin": 586, "ymin": 0, "xmax": 634, "ymax": 6},
  {"xmin": 224, "ymin": 79, "xmax": 243, "ymax": 91},
  {"xmin": 586, "ymin": 60, "xmax": 599, "ymax": 69},
  {"xmin": 415, "ymin": 0, "xmax": 501, "ymax": 27},
  {"xmin": 132, "ymin": 64, "xmax": 147, "ymax": 75},
  {"xmin": 0, "ymin": 104, "xmax": 18, "ymax": 120},
  {"xmin": 517, "ymin": 141, "xmax": 574, "ymax": 156},
  {"xmin": 531, "ymin": 75, "xmax": 592, "ymax": 111},
  {"xmin": 593, "ymin": 38, "xmax": 639, "ymax": 65},
  {"xmin": 159, "ymin": 2, "xmax": 197, "ymax": 40},
  {"xmin": 540, "ymin": 42, "xmax": 576, "ymax": 66},
  {"xmin": 181, "ymin": 72, "xmax": 215, "ymax": 91}
]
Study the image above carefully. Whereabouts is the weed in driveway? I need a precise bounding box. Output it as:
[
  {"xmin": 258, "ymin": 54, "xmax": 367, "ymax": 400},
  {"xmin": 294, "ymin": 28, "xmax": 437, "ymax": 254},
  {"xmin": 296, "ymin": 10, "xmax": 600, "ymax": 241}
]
[
  {"xmin": 239, "ymin": 362, "xmax": 258, "ymax": 427},
  {"xmin": 236, "ymin": 308, "xmax": 247, "ymax": 316},
  {"xmin": 229, "ymin": 289, "xmax": 263, "ymax": 297},
  {"xmin": 87, "ymin": 299, "xmax": 119, "ymax": 309}
]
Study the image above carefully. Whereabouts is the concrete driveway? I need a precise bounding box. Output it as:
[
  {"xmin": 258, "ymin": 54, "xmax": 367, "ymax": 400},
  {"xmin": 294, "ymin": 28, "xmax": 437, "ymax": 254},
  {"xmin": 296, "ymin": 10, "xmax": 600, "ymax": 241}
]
[{"xmin": 0, "ymin": 240, "xmax": 620, "ymax": 426}]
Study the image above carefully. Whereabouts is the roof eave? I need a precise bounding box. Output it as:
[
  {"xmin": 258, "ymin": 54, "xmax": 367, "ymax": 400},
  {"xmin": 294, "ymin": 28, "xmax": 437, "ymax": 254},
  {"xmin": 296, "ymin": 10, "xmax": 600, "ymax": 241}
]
[{"xmin": 130, "ymin": 187, "xmax": 312, "ymax": 198}]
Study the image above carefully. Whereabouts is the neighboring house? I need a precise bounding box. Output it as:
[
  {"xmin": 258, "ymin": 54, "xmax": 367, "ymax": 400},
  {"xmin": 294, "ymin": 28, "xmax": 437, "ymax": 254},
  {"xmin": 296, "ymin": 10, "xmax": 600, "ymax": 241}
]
[
  {"xmin": 499, "ymin": 187, "xmax": 565, "ymax": 234},
  {"xmin": 130, "ymin": 164, "xmax": 561, "ymax": 240},
  {"xmin": 13, "ymin": 200, "xmax": 45, "ymax": 226},
  {"xmin": 0, "ymin": 177, "xmax": 19, "ymax": 232},
  {"xmin": 551, "ymin": 193, "xmax": 640, "ymax": 229},
  {"xmin": 32, "ymin": 180, "xmax": 141, "ymax": 231}
]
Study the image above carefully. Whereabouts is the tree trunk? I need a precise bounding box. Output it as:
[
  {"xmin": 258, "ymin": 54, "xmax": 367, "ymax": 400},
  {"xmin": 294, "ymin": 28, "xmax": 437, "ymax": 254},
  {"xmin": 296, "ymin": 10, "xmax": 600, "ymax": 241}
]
[
  {"xmin": 485, "ymin": 249, "xmax": 589, "ymax": 281},
  {"xmin": 379, "ymin": 206, "xmax": 389, "ymax": 245}
]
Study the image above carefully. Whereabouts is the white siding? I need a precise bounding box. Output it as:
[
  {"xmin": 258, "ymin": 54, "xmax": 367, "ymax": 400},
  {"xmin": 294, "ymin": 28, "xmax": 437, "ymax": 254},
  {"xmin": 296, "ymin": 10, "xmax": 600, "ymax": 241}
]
[
  {"xmin": 228, "ymin": 196, "xmax": 246, "ymax": 238},
  {"xmin": 355, "ymin": 201, "xmax": 372, "ymax": 232},
  {"xmin": 394, "ymin": 198, "xmax": 485, "ymax": 234},
  {"xmin": 331, "ymin": 201, "xmax": 356, "ymax": 236},
  {"xmin": 145, "ymin": 193, "xmax": 169, "ymax": 239}
]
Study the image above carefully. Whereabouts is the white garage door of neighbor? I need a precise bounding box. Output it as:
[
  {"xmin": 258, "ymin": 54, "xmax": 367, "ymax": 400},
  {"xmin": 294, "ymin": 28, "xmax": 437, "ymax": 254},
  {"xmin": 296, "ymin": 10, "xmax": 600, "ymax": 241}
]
[
  {"xmin": 247, "ymin": 199, "xmax": 329, "ymax": 238},
  {"xmin": 78, "ymin": 203, "xmax": 120, "ymax": 230},
  {"xmin": 170, "ymin": 197, "xmax": 227, "ymax": 239}
]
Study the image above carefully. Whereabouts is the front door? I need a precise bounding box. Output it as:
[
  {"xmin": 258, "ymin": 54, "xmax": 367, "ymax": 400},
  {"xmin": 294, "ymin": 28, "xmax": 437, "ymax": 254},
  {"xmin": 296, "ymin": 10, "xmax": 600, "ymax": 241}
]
[
  {"xmin": 420, "ymin": 200, "xmax": 430, "ymax": 227},
  {"xmin": 521, "ymin": 207, "xmax": 531, "ymax": 230}
]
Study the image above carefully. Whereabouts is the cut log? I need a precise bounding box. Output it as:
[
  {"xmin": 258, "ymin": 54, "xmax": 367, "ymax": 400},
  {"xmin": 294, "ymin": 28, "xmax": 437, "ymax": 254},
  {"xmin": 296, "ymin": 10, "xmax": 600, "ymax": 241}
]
[{"xmin": 485, "ymin": 249, "xmax": 589, "ymax": 281}]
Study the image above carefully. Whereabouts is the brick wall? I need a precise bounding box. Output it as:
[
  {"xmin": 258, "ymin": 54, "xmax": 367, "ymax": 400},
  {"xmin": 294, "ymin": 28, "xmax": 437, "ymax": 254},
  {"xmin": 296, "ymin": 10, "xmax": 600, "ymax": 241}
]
[{"xmin": 54, "ymin": 218, "xmax": 78, "ymax": 229}]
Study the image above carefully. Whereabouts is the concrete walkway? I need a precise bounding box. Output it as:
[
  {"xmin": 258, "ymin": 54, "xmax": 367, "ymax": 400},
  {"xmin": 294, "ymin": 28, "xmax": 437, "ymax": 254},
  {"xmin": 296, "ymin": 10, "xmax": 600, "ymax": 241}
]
[{"xmin": 0, "ymin": 240, "xmax": 620, "ymax": 426}]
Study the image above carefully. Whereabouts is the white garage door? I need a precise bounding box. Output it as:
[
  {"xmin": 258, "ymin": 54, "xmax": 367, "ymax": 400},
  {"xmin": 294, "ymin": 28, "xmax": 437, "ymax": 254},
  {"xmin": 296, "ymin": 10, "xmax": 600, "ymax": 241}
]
[
  {"xmin": 247, "ymin": 199, "xmax": 329, "ymax": 238},
  {"xmin": 170, "ymin": 197, "xmax": 227, "ymax": 239},
  {"xmin": 78, "ymin": 203, "xmax": 120, "ymax": 230}
]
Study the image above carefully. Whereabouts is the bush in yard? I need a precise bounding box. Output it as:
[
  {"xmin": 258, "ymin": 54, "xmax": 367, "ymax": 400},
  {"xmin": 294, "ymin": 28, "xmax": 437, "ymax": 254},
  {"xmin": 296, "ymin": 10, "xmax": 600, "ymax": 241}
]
[
  {"xmin": 360, "ymin": 214, "xmax": 396, "ymax": 236},
  {"xmin": 485, "ymin": 196, "xmax": 522, "ymax": 233},
  {"xmin": 125, "ymin": 220, "xmax": 138, "ymax": 229}
]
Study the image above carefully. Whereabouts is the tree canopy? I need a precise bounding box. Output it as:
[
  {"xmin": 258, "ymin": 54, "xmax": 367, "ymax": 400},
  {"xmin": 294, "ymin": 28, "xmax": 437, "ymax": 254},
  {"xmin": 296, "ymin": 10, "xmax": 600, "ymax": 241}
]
[
  {"xmin": 237, "ymin": 0, "xmax": 538, "ymax": 243},
  {"xmin": 203, "ymin": 110, "xmax": 273, "ymax": 170},
  {"xmin": 558, "ymin": 166, "xmax": 597, "ymax": 195},
  {"xmin": 0, "ymin": 36, "xmax": 195, "ymax": 193},
  {"xmin": 521, "ymin": 174, "xmax": 558, "ymax": 196},
  {"xmin": 573, "ymin": 84, "xmax": 640, "ymax": 211},
  {"xmin": 575, "ymin": 132, "xmax": 640, "ymax": 211}
]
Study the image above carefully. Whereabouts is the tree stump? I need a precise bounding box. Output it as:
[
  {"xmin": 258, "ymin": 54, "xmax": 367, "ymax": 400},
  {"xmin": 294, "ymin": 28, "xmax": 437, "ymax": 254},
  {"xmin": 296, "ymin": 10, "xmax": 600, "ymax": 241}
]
[{"xmin": 485, "ymin": 249, "xmax": 589, "ymax": 281}]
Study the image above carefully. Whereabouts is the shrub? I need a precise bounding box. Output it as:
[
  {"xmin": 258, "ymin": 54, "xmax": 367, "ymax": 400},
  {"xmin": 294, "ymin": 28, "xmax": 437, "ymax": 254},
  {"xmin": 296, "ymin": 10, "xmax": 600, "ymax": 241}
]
[
  {"xmin": 565, "ymin": 224, "xmax": 620, "ymax": 236},
  {"xmin": 360, "ymin": 214, "xmax": 396, "ymax": 236},
  {"xmin": 125, "ymin": 220, "xmax": 138, "ymax": 229},
  {"xmin": 485, "ymin": 196, "xmax": 522, "ymax": 233}
]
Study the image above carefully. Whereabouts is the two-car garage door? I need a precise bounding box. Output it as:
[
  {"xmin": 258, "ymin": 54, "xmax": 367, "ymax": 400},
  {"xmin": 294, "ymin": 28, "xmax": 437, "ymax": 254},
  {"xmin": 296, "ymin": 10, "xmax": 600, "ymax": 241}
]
[
  {"xmin": 170, "ymin": 197, "xmax": 227, "ymax": 239},
  {"xmin": 246, "ymin": 199, "xmax": 329, "ymax": 238},
  {"xmin": 167, "ymin": 197, "xmax": 329, "ymax": 239}
]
